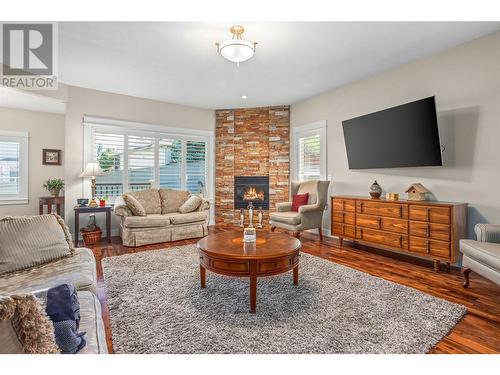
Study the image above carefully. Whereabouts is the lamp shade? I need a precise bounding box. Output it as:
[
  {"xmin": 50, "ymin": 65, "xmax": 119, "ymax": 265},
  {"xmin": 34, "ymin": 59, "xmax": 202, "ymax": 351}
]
[{"xmin": 80, "ymin": 162, "xmax": 105, "ymax": 178}]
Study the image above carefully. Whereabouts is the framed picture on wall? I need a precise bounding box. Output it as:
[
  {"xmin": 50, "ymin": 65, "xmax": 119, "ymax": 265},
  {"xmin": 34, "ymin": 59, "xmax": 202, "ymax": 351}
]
[{"xmin": 42, "ymin": 149, "xmax": 62, "ymax": 165}]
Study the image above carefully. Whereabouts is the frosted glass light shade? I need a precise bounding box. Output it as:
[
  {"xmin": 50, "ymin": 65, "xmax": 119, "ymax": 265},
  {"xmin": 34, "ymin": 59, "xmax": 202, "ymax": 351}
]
[{"xmin": 218, "ymin": 40, "xmax": 256, "ymax": 63}]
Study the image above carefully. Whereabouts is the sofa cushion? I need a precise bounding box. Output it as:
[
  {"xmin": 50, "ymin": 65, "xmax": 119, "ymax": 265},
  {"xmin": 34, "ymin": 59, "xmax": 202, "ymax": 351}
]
[
  {"xmin": 159, "ymin": 189, "xmax": 190, "ymax": 214},
  {"xmin": 269, "ymin": 211, "xmax": 302, "ymax": 225},
  {"xmin": 179, "ymin": 195, "xmax": 203, "ymax": 213},
  {"xmin": 0, "ymin": 214, "xmax": 74, "ymax": 275},
  {"xmin": 0, "ymin": 248, "xmax": 97, "ymax": 295},
  {"xmin": 168, "ymin": 211, "xmax": 208, "ymax": 225},
  {"xmin": 0, "ymin": 294, "xmax": 59, "ymax": 354},
  {"xmin": 460, "ymin": 240, "xmax": 500, "ymax": 271},
  {"xmin": 128, "ymin": 189, "xmax": 161, "ymax": 215},
  {"xmin": 123, "ymin": 214, "xmax": 171, "ymax": 228},
  {"xmin": 72, "ymin": 291, "xmax": 108, "ymax": 354},
  {"xmin": 123, "ymin": 193, "xmax": 147, "ymax": 216}
]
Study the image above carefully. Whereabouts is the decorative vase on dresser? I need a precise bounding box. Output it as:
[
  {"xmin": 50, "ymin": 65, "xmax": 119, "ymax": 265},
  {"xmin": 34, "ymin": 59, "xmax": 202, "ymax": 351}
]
[{"xmin": 330, "ymin": 195, "xmax": 467, "ymax": 272}]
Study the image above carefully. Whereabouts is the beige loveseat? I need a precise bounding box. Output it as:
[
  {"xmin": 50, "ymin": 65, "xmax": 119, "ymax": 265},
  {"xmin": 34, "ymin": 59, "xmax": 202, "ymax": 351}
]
[
  {"xmin": 0, "ymin": 215, "xmax": 107, "ymax": 354},
  {"xmin": 114, "ymin": 188, "xmax": 210, "ymax": 247}
]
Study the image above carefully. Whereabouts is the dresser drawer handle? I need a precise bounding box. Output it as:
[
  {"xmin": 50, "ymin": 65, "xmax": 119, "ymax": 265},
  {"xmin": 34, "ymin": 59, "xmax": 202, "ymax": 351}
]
[
  {"xmin": 426, "ymin": 240, "xmax": 430, "ymax": 253},
  {"xmin": 426, "ymin": 208, "xmax": 431, "ymax": 221},
  {"xmin": 426, "ymin": 224, "xmax": 430, "ymax": 237},
  {"xmin": 359, "ymin": 202, "xmax": 364, "ymax": 213},
  {"xmin": 378, "ymin": 217, "xmax": 382, "ymax": 229},
  {"xmin": 342, "ymin": 212, "xmax": 346, "ymax": 222},
  {"xmin": 359, "ymin": 228, "xmax": 363, "ymax": 239}
]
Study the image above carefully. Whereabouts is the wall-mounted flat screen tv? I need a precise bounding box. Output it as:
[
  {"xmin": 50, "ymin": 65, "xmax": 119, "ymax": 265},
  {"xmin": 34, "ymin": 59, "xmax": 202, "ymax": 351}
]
[{"xmin": 342, "ymin": 96, "xmax": 442, "ymax": 169}]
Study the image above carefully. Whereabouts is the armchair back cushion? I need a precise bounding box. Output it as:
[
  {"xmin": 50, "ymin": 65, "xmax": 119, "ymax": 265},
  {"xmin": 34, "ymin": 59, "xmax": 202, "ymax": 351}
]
[
  {"xmin": 128, "ymin": 189, "xmax": 161, "ymax": 215},
  {"xmin": 0, "ymin": 214, "xmax": 74, "ymax": 275}
]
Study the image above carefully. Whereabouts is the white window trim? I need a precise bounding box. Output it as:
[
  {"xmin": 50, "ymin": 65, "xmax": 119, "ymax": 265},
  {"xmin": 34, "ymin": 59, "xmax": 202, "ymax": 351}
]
[
  {"xmin": 0, "ymin": 130, "xmax": 29, "ymax": 205},
  {"xmin": 292, "ymin": 120, "xmax": 327, "ymax": 181},
  {"xmin": 82, "ymin": 116, "xmax": 215, "ymax": 213}
]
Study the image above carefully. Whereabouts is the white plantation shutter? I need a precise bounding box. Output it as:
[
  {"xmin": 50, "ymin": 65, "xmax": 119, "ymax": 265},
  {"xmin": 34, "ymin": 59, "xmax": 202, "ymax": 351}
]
[
  {"xmin": 127, "ymin": 135, "xmax": 155, "ymax": 191},
  {"xmin": 298, "ymin": 134, "xmax": 321, "ymax": 181},
  {"xmin": 159, "ymin": 138, "xmax": 182, "ymax": 190},
  {"xmin": 293, "ymin": 121, "xmax": 327, "ymax": 182},
  {"xmin": 94, "ymin": 131, "xmax": 125, "ymax": 197},
  {"xmin": 85, "ymin": 119, "xmax": 212, "ymax": 201},
  {"xmin": 0, "ymin": 131, "xmax": 28, "ymax": 204},
  {"xmin": 186, "ymin": 140, "xmax": 207, "ymax": 194}
]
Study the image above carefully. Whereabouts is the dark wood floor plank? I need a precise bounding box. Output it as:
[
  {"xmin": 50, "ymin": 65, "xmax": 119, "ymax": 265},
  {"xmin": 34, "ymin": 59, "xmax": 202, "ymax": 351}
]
[{"xmin": 85, "ymin": 226, "xmax": 500, "ymax": 354}]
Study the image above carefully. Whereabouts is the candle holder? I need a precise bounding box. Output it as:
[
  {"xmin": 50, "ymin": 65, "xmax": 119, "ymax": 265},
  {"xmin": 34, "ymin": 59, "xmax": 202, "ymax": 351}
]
[
  {"xmin": 243, "ymin": 227, "xmax": 257, "ymax": 243},
  {"xmin": 257, "ymin": 207, "xmax": 263, "ymax": 229}
]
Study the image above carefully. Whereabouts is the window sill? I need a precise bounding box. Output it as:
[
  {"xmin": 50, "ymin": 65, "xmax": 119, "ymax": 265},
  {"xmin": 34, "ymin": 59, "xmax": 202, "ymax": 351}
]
[{"xmin": 0, "ymin": 199, "xmax": 29, "ymax": 206}]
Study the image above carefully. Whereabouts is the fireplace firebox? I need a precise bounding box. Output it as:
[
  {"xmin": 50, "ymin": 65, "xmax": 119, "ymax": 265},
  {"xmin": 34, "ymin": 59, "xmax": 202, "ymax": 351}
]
[{"xmin": 234, "ymin": 176, "xmax": 269, "ymax": 210}]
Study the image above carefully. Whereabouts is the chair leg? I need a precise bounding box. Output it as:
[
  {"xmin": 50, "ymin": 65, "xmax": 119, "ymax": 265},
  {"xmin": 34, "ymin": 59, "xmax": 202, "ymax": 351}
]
[
  {"xmin": 318, "ymin": 227, "xmax": 323, "ymax": 241},
  {"xmin": 270, "ymin": 226, "xmax": 276, "ymax": 232},
  {"xmin": 462, "ymin": 267, "xmax": 471, "ymax": 288}
]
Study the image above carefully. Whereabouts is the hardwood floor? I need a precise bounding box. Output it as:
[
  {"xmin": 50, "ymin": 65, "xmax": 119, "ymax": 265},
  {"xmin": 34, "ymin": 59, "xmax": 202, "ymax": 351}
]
[{"xmin": 87, "ymin": 226, "xmax": 500, "ymax": 354}]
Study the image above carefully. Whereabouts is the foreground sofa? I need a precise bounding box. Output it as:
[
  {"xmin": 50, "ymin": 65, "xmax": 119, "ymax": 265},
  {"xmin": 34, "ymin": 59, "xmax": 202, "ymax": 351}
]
[
  {"xmin": 0, "ymin": 215, "xmax": 107, "ymax": 354},
  {"xmin": 114, "ymin": 188, "xmax": 210, "ymax": 247},
  {"xmin": 460, "ymin": 224, "xmax": 500, "ymax": 287}
]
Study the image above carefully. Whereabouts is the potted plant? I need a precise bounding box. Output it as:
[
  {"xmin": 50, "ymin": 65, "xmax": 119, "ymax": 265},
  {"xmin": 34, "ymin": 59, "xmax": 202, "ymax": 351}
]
[
  {"xmin": 43, "ymin": 178, "xmax": 65, "ymax": 197},
  {"xmin": 99, "ymin": 197, "xmax": 106, "ymax": 207}
]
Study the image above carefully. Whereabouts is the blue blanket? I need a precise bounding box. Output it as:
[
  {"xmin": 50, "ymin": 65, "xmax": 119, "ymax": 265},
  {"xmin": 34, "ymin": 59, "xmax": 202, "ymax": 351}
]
[{"xmin": 46, "ymin": 284, "xmax": 86, "ymax": 354}]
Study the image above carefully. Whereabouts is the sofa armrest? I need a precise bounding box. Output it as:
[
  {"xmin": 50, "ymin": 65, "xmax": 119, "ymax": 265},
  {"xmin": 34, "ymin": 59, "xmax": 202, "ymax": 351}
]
[
  {"xmin": 475, "ymin": 224, "xmax": 500, "ymax": 243},
  {"xmin": 298, "ymin": 204, "xmax": 320, "ymax": 214},
  {"xmin": 276, "ymin": 202, "xmax": 293, "ymax": 212},
  {"xmin": 197, "ymin": 197, "xmax": 210, "ymax": 212},
  {"xmin": 114, "ymin": 195, "xmax": 132, "ymax": 217}
]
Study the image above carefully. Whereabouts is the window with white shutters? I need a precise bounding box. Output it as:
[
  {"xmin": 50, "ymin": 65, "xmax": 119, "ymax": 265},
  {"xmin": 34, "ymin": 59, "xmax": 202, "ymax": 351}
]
[
  {"xmin": 0, "ymin": 131, "xmax": 28, "ymax": 204},
  {"xmin": 186, "ymin": 140, "xmax": 207, "ymax": 194},
  {"xmin": 293, "ymin": 122, "xmax": 327, "ymax": 182},
  {"xmin": 86, "ymin": 121, "xmax": 211, "ymax": 201},
  {"xmin": 95, "ymin": 131, "xmax": 124, "ymax": 198}
]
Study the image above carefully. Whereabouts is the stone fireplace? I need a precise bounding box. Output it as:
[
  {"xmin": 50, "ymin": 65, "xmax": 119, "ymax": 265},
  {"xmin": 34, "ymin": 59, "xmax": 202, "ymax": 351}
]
[
  {"xmin": 234, "ymin": 176, "xmax": 270, "ymax": 210},
  {"xmin": 215, "ymin": 106, "xmax": 290, "ymax": 225}
]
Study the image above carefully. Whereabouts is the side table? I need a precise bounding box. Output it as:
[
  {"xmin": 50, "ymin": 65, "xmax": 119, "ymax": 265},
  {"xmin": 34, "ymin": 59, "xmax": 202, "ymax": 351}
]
[
  {"xmin": 74, "ymin": 205, "xmax": 112, "ymax": 247},
  {"xmin": 39, "ymin": 196, "xmax": 65, "ymax": 215}
]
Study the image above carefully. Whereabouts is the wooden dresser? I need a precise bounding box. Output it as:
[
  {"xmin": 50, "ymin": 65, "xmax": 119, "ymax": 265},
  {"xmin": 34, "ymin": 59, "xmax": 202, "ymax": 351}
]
[{"xmin": 331, "ymin": 195, "xmax": 467, "ymax": 272}]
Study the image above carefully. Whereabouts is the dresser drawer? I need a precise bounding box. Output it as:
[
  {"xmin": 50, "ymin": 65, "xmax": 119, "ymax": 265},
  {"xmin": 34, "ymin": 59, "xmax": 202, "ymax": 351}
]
[
  {"xmin": 332, "ymin": 198, "xmax": 356, "ymax": 212},
  {"xmin": 409, "ymin": 205, "xmax": 450, "ymax": 224},
  {"xmin": 333, "ymin": 211, "xmax": 355, "ymax": 225},
  {"xmin": 409, "ymin": 221, "xmax": 451, "ymax": 241},
  {"xmin": 356, "ymin": 214, "xmax": 408, "ymax": 234},
  {"xmin": 332, "ymin": 223, "xmax": 355, "ymax": 238},
  {"xmin": 357, "ymin": 200, "xmax": 408, "ymax": 219},
  {"xmin": 258, "ymin": 257, "xmax": 291, "ymax": 273},
  {"xmin": 356, "ymin": 227, "xmax": 408, "ymax": 249},
  {"xmin": 409, "ymin": 237, "xmax": 451, "ymax": 259}
]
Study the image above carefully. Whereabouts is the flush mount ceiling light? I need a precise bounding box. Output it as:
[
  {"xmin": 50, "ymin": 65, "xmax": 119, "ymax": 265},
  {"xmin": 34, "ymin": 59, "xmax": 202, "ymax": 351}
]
[{"xmin": 216, "ymin": 25, "xmax": 257, "ymax": 66}]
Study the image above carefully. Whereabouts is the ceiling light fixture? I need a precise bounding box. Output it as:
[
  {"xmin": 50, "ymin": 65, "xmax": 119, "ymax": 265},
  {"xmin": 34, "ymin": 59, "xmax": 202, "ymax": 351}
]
[
  {"xmin": 241, "ymin": 95, "xmax": 247, "ymax": 99},
  {"xmin": 216, "ymin": 25, "xmax": 257, "ymax": 66}
]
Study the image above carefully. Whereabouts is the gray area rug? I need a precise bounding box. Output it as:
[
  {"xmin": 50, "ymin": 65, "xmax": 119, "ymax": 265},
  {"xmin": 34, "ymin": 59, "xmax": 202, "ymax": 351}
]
[{"xmin": 102, "ymin": 244, "xmax": 466, "ymax": 354}]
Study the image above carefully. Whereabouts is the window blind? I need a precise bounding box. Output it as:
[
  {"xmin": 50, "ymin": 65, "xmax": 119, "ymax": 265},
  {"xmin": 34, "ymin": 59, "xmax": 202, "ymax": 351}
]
[
  {"xmin": 128, "ymin": 135, "xmax": 155, "ymax": 191},
  {"xmin": 298, "ymin": 133, "xmax": 321, "ymax": 181},
  {"xmin": 186, "ymin": 140, "xmax": 207, "ymax": 194},
  {"xmin": 95, "ymin": 131, "xmax": 125, "ymax": 198},
  {"xmin": 159, "ymin": 138, "xmax": 182, "ymax": 190}
]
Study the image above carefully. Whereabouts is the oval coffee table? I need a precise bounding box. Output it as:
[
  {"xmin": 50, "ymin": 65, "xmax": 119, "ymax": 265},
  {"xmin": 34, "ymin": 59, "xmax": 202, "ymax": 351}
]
[{"xmin": 197, "ymin": 231, "xmax": 301, "ymax": 313}]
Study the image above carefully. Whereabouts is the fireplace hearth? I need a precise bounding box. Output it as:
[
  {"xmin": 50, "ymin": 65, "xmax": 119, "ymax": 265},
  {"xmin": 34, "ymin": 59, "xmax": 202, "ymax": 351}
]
[{"xmin": 234, "ymin": 176, "xmax": 269, "ymax": 209}]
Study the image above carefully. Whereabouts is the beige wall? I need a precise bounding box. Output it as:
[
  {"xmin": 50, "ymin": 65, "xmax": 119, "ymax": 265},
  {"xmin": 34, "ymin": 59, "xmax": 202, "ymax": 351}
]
[
  {"xmin": 64, "ymin": 85, "xmax": 215, "ymax": 237},
  {"xmin": 0, "ymin": 107, "xmax": 65, "ymax": 217},
  {"xmin": 291, "ymin": 32, "xmax": 500, "ymax": 238}
]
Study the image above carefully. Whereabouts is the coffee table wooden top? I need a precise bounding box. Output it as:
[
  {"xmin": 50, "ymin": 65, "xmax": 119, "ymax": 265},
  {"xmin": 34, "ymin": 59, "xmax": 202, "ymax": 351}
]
[{"xmin": 197, "ymin": 231, "xmax": 301, "ymax": 260}]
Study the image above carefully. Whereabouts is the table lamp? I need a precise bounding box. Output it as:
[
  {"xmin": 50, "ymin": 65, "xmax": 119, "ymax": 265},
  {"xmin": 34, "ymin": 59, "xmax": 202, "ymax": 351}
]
[{"xmin": 80, "ymin": 162, "xmax": 105, "ymax": 207}]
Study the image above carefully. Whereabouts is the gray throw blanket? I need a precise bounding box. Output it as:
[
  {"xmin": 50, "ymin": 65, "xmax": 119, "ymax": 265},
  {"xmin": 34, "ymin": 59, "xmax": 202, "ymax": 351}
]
[{"xmin": 45, "ymin": 284, "xmax": 86, "ymax": 354}]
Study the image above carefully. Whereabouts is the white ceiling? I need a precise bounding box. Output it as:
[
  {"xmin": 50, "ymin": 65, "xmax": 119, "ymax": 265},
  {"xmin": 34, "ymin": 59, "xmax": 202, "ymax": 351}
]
[
  {"xmin": 59, "ymin": 22, "xmax": 500, "ymax": 109},
  {"xmin": 0, "ymin": 87, "xmax": 65, "ymax": 114}
]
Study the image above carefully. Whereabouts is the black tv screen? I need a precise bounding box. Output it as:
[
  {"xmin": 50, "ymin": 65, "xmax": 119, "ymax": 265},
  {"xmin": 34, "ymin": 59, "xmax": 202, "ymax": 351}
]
[{"xmin": 342, "ymin": 97, "xmax": 442, "ymax": 169}]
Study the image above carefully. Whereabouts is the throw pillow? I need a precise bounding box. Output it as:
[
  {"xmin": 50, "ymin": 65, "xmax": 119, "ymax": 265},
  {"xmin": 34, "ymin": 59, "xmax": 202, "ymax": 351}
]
[
  {"xmin": 123, "ymin": 193, "xmax": 147, "ymax": 216},
  {"xmin": 0, "ymin": 214, "xmax": 74, "ymax": 275},
  {"xmin": 0, "ymin": 295, "xmax": 59, "ymax": 354},
  {"xmin": 291, "ymin": 193, "xmax": 309, "ymax": 212},
  {"xmin": 179, "ymin": 195, "xmax": 203, "ymax": 214}
]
